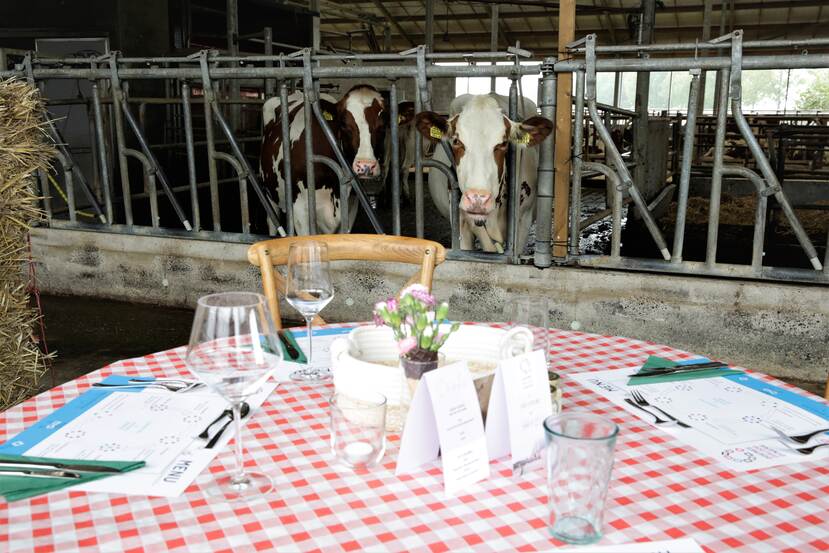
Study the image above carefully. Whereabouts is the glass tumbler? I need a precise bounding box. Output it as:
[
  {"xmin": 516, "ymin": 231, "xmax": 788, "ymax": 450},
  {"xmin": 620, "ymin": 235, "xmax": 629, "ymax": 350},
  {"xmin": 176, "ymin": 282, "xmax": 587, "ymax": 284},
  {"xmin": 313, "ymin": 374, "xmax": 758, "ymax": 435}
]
[
  {"xmin": 543, "ymin": 412, "xmax": 619, "ymax": 545},
  {"xmin": 503, "ymin": 297, "xmax": 551, "ymax": 366},
  {"xmin": 330, "ymin": 391, "xmax": 387, "ymax": 470}
]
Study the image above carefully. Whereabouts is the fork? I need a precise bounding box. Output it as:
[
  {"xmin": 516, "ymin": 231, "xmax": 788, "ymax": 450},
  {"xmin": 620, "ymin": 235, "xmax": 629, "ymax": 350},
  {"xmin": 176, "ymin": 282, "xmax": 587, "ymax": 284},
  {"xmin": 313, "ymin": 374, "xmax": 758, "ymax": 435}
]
[
  {"xmin": 794, "ymin": 442, "xmax": 829, "ymax": 455},
  {"xmin": 93, "ymin": 381, "xmax": 203, "ymax": 393},
  {"xmin": 769, "ymin": 425, "xmax": 829, "ymax": 445},
  {"xmin": 629, "ymin": 390, "xmax": 691, "ymax": 428}
]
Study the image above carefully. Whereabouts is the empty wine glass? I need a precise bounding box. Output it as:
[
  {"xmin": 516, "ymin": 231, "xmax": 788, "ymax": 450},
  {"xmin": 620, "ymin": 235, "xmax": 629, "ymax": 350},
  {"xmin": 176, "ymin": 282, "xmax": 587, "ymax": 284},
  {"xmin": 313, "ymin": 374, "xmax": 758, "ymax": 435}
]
[
  {"xmin": 285, "ymin": 241, "xmax": 335, "ymax": 382},
  {"xmin": 185, "ymin": 292, "xmax": 283, "ymax": 501}
]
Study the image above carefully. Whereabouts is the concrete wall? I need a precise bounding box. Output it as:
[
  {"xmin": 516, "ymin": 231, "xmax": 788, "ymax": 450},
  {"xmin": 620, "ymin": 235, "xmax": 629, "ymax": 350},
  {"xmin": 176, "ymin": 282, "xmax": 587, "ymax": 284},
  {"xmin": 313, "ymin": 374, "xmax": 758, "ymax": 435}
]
[{"xmin": 30, "ymin": 227, "xmax": 829, "ymax": 384}]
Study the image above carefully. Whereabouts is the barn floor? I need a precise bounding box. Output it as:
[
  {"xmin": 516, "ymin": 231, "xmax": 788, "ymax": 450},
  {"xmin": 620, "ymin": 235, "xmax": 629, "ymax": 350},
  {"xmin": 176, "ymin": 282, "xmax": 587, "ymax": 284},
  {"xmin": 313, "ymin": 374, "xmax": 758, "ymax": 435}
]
[{"xmin": 33, "ymin": 294, "xmax": 824, "ymax": 398}]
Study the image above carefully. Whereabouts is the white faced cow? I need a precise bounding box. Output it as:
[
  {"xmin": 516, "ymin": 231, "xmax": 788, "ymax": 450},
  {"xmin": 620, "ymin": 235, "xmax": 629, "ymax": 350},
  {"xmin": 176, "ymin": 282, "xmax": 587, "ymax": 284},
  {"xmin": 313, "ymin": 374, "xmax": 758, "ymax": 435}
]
[
  {"xmin": 260, "ymin": 85, "xmax": 389, "ymax": 235},
  {"xmin": 415, "ymin": 94, "xmax": 553, "ymax": 253}
]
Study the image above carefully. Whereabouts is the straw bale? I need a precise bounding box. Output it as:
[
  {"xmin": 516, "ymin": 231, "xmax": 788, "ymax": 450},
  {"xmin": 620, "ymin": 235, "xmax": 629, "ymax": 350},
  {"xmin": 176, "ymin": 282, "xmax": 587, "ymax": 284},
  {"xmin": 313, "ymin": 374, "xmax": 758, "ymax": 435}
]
[{"xmin": 0, "ymin": 78, "xmax": 56, "ymax": 410}]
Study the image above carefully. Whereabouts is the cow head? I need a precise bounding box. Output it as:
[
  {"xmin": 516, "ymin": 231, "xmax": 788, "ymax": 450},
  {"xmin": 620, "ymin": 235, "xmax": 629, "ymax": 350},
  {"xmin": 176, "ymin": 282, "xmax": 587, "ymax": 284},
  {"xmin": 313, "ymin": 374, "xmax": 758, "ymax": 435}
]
[
  {"xmin": 335, "ymin": 85, "xmax": 390, "ymax": 179},
  {"xmin": 415, "ymin": 95, "xmax": 553, "ymax": 225}
]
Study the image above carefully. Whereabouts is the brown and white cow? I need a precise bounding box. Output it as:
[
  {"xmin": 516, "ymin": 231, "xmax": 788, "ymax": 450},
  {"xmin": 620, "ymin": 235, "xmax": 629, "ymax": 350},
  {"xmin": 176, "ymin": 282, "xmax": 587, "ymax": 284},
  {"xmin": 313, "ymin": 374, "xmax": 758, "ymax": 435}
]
[
  {"xmin": 415, "ymin": 94, "xmax": 553, "ymax": 253},
  {"xmin": 260, "ymin": 85, "xmax": 392, "ymax": 235}
]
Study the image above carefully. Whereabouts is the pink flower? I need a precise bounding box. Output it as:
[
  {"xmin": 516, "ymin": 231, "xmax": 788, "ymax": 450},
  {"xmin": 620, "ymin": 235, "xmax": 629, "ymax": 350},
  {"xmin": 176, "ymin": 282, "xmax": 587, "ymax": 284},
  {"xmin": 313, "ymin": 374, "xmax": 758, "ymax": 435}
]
[
  {"xmin": 386, "ymin": 298, "xmax": 399, "ymax": 312},
  {"xmin": 397, "ymin": 336, "xmax": 417, "ymax": 355},
  {"xmin": 401, "ymin": 284, "xmax": 436, "ymax": 307}
]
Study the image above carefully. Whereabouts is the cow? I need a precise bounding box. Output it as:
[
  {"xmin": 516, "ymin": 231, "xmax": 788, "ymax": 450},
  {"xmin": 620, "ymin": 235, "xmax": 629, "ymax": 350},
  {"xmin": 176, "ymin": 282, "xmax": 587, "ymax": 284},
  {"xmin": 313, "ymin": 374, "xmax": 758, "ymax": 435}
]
[
  {"xmin": 414, "ymin": 94, "xmax": 553, "ymax": 253},
  {"xmin": 260, "ymin": 85, "xmax": 391, "ymax": 235}
]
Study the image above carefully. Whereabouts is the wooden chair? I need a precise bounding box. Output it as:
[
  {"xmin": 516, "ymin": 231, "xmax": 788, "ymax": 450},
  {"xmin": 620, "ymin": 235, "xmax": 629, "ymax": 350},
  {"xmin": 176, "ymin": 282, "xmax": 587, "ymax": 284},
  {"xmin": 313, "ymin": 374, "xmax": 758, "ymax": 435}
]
[{"xmin": 247, "ymin": 234, "xmax": 447, "ymax": 329}]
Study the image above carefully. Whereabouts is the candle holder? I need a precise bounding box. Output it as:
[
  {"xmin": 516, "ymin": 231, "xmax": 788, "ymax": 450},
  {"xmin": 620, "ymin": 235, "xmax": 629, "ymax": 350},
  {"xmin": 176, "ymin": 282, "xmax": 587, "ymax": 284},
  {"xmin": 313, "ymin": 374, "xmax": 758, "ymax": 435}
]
[{"xmin": 329, "ymin": 391, "xmax": 387, "ymax": 470}]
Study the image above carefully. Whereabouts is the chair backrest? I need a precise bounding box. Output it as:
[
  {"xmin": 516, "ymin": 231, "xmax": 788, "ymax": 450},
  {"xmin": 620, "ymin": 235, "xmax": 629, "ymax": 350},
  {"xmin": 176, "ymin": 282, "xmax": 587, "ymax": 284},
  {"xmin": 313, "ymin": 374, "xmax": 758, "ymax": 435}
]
[{"xmin": 247, "ymin": 234, "xmax": 447, "ymax": 329}]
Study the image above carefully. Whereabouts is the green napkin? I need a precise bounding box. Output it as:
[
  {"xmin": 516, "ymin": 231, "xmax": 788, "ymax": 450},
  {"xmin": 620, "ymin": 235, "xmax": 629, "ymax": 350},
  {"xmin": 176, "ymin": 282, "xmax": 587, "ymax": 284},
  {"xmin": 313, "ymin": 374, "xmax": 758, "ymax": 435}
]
[
  {"xmin": 0, "ymin": 454, "xmax": 145, "ymax": 502},
  {"xmin": 627, "ymin": 355, "xmax": 743, "ymax": 386},
  {"xmin": 279, "ymin": 330, "xmax": 307, "ymax": 363}
]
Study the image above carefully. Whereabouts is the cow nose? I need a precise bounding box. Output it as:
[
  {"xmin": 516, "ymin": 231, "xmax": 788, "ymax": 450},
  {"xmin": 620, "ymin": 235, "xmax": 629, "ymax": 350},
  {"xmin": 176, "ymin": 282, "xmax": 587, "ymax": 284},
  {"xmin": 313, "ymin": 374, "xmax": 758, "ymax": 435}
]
[
  {"xmin": 353, "ymin": 159, "xmax": 379, "ymax": 177},
  {"xmin": 461, "ymin": 190, "xmax": 493, "ymax": 213}
]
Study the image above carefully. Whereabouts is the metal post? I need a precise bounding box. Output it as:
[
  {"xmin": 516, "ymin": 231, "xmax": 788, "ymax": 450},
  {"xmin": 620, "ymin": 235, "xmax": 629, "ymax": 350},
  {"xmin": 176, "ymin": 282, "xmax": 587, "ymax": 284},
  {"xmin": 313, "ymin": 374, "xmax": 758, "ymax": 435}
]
[
  {"xmin": 633, "ymin": 0, "xmax": 656, "ymax": 198},
  {"xmin": 279, "ymin": 81, "xmax": 295, "ymax": 236},
  {"xmin": 534, "ymin": 61, "xmax": 557, "ymax": 268},
  {"xmin": 706, "ymin": 68, "xmax": 729, "ymax": 267},
  {"xmin": 310, "ymin": 0, "xmax": 321, "ymax": 52},
  {"xmin": 671, "ymin": 68, "xmax": 701, "ymax": 263},
  {"xmin": 490, "ymin": 4, "xmax": 499, "ymax": 92},
  {"xmin": 507, "ymin": 78, "xmax": 519, "ymax": 260},
  {"xmin": 301, "ymin": 53, "xmax": 318, "ymax": 234},
  {"xmin": 389, "ymin": 80, "xmax": 401, "ymax": 235},
  {"xmin": 181, "ymin": 82, "xmax": 201, "ymax": 232},
  {"xmin": 713, "ymin": 0, "xmax": 728, "ymax": 115},
  {"xmin": 91, "ymin": 82, "xmax": 113, "ymax": 225},
  {"xmin": 203, "ymin": 84, "xmax": 221, "ymax": 231},
  {"xmin": 569, "ymin": 70, "xmax": 585, "ymax": 254},
  {"xmin": 107, "ymin": 56, "xmax": 134, "ymax": 226},
  {"xmin": 612, "ymin": 71, "xmax": 621, "ymax": 107},
  {"xmin": 263, "ymin": 27, "xmax": 275, "ymax": 98},
  {"xmin": 697, "ymin": 0, "xmax": 713, "ymax": 114},
  {"xmin": 583, "ymin": 162, "xmax": 623, "ymax": 259},
  {"xmin": 425, "ymin": 0, "xmax": 434, "ymax": 53}
]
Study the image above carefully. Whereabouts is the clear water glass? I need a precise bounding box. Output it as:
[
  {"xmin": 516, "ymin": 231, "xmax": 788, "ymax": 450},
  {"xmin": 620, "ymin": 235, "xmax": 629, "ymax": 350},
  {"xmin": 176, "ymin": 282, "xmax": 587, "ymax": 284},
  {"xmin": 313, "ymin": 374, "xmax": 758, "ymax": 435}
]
[
  {"xmin": 285, "ymin": 241, "xmax": 334, "ymax": 382},
  {"xmin": 544, "ymin": 412, "xmax": 618, "ymax": 545},
  {"xmin": 503, "ymin": 297, "xmax": 551, "ymax": 365},
  {"xmin": 185, "ymin": 292, "xmax": 283, "ymax": 501},
  {"xmin": 330, "ymin": 391, "xmax": 387, "ymax": 470}
]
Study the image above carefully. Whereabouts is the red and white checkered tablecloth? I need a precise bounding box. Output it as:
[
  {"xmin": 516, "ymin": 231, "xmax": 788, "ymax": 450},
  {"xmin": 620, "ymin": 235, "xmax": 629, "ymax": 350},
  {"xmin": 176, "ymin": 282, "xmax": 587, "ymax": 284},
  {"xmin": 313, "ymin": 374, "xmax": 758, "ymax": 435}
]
[{"xmin": 2, "ymin": 322, "xmax": 828, "ymax": 553}]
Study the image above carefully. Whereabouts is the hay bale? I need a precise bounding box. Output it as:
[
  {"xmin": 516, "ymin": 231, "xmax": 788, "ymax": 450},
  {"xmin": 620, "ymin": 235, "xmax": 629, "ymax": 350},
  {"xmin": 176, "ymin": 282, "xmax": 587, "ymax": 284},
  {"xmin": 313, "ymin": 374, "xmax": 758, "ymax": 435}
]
[{"xmin": 0, "ymin": 78, "xmax": 55, "ymax": 410}]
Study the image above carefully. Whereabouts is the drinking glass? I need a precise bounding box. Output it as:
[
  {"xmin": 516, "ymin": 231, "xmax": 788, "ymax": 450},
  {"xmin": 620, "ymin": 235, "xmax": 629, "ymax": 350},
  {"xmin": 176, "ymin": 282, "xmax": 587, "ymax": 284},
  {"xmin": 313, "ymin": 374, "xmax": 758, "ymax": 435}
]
[
  {"xmin": 285, "ymin": 241, "xmax": 335, "ymax": 382},
  {"xmin": 185, "ymin": 292, "xmax": 283, "ymax": 501},
  {"xmin": 543, "ymin": 412, "xmax": 618, "ymax": 545},
  {"xmin": 330, "ymin": 391, "xmax": 387, "ymax": 470},
  {"xmin": 503, "ymin": 297, "xmax": 551, "ymax": 366}
]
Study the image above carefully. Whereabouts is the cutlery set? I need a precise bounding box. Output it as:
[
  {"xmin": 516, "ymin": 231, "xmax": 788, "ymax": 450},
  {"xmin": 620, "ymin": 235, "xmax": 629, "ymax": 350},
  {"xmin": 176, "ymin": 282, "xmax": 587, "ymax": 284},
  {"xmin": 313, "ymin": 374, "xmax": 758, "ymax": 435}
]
[
  {"xmin": 0, "ymin": 459, "xmax": 122, "ymax": 480},
  {"xmin": 92, "ymin": 379, "xmax": 205, "ymax": 393}
]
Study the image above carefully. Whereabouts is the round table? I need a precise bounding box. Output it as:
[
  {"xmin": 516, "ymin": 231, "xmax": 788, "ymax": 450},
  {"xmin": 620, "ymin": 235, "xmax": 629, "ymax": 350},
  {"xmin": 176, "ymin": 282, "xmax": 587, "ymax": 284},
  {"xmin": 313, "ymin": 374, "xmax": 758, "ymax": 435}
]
[{"xmin": 2, "ymin": 322, "xmax": 828, "ymax": 552}]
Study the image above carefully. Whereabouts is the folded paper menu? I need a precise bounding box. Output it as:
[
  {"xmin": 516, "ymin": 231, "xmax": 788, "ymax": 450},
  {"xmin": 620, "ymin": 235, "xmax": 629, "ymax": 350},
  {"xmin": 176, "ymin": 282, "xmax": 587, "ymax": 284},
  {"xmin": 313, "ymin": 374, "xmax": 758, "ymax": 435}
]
[
  {"xmin": 396, "ymin": 361, "xmax": 489, "ymax": 497},
  {"xmin": 486, "ymin": 349, "xmax": 553, "ymax": 474}
]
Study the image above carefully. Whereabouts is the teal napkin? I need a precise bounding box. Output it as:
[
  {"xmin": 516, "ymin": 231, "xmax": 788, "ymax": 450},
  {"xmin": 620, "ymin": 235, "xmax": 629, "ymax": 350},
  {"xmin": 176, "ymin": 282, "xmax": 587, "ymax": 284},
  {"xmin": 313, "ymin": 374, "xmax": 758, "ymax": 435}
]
[
  {"xmin": 0, "ymin": 454, "xmax": 145, "ymax": 502},
  {"xmin": 627, "ymin": 355, "xmax": 743, "ymax": 386},
  {"xmin": 262, "ymin": 331, "xmax": 307, "ymax": 363}
]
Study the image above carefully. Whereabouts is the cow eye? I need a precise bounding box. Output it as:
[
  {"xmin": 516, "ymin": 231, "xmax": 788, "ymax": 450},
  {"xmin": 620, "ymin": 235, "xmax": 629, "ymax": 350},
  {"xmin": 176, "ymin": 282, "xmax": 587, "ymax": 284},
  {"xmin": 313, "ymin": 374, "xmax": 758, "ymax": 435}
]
[{"xmin": 452, "ymin": 137, "xmax": 463, "ymax": 148}]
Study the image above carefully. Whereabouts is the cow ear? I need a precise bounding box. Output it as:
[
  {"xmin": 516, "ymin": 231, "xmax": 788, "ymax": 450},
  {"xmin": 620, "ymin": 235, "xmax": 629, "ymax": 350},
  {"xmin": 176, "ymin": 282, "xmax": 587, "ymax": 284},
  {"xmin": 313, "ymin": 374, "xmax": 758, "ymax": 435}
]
[
  {"xmin": 397, "ymin": 102, "xmax": 416, "ymax": 126},
  {"xmin": 510, "ymin": 116, "xmax": 554, "ymax": 147},
  {"xmin": 415, "ymin": 111, "xmax": 450, "ymax": 142}
]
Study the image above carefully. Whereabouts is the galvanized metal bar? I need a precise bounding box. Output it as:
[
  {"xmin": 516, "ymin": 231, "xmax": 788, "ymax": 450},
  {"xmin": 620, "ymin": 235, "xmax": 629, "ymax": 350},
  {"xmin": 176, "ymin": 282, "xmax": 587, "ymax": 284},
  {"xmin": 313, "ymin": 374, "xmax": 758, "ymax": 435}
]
[
  {"xmin": 568, "ymin": 70, "xmax": 585, "ymax": 255},
  {"xmin": 671, "ymin": 68, "xmax": 702, "ymax": 263},
  {"xmin": 719, "ymin": 165, "xmax": 768, "ymax": 274},
  {"xmin": 632, "ymin": 0, "xmax": 655, "ymax": 209},
  {"xmin": 213, "ymin": 151, "xmax": 250, "ymax": 234},
  {"xmin": 413, "ymin": 63, "xmax": 426, "ymax": 239},
  {"xmin": 389, "ymin": 80, "xmax": 402, "ymax": 236},
  {"xmin": 706, "ymin": 68, "xmax": 730, "ymax": 267},
  {"xmin": 46, "ymin": 121, "xmax": 106, "ymax": 223},
  {"xmin": 425, "ymin": 0, "xmax": 434, "ymax": 53},
  {"xmin": 534, "ymin": 62, "xmax": 557, "ymax": 268},
  {"xmin": 300, "ymin": 53, "xmax": 318, "ymax": 235},
  {"xmin": 570, "ymin": 36, "xmax": 829, "ymax": 54},
  {"xmin": 279, "ymin": 81, "xmax": 294, "ymax": 236},
  {"xmin": 107, "ymin": 55, "xmax": 134, "ymax": 226},
  {"xmin": 577, "ymin": 256, "xmax": 829, "ymax": 284},
  {"xmin": 122, "ymin": 147, "xmax": 158, "ymax": 228},
  {"xmin": 38, "ymin": 170, "xmax": 53, "ymax": 222},
  {"xmin": 120, "ymin": 98, "xmax": 192, "ymax": 230},
  {"xmin": 585, "ymin": 34, "xmax": 671, "ymax": 261},
  {"xmin": 263, "ymin": 27, "xmax": 275, "ymax": 97},
  {"xmin": 490, "ymin": 4, "xmax": 499, "ymax": 92},
  {"xmin": 507, "ymin": 77, "xmax": 520, "ymax": 260},
  {"xmin": 180, "ymin": 82, "xmax": 201, "ymax": 232},
  {"xmin": 582, "ymin": 162, "xmax": 623, "ymax": 259},
  {"xmin": 54, "ymin": 152, "xmax": 76, "ymax": 223},
  {"xmin": 728, "ymin": 31, "xmax": 822, "ymax": 270},
  {"xmin": 202, "ymin": 83, "xmax": 221, "ymax": 231},
  {"xmin": 423, "ymin": 159, "xmax": 460, "ymax": 250},
  {"xmin": 91, "ymin": 82, "xmax": 113, "ymax": 225}
]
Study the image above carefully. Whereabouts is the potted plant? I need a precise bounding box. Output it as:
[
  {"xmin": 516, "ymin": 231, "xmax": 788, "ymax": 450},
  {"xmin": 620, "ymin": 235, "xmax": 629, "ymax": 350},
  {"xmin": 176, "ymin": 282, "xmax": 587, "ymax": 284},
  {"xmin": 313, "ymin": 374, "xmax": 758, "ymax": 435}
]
[{"xmin": 373, "ymin": 284, "xmax": 460, "ymax": 400}]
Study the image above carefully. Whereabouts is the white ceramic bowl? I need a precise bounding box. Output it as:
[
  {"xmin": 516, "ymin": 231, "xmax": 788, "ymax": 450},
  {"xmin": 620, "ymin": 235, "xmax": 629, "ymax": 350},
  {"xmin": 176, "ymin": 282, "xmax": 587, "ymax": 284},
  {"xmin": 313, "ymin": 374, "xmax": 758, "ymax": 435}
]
[{"xmin": 330, "ymin": 324, "xmax": 533, "ymax": 407}]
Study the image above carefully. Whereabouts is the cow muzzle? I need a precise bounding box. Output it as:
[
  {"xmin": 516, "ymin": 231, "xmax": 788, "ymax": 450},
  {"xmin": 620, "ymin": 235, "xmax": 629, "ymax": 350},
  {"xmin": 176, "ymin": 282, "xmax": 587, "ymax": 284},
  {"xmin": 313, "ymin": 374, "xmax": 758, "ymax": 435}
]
[
  {"xmin": 461, "ymin": 190, "xmax": 494, "ymax": 223},
  {"xmin": 353, "ymin": 158, "xmax": 380, "ymax": 178}
]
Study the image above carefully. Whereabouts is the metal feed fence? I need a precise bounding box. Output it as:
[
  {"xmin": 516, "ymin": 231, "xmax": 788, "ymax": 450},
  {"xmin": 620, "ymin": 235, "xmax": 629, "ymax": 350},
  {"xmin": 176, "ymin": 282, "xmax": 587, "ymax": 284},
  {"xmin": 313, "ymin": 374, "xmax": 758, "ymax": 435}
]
[{"xmin": 2, "ymin": 31, "xmax": 827, "ymax": 284}]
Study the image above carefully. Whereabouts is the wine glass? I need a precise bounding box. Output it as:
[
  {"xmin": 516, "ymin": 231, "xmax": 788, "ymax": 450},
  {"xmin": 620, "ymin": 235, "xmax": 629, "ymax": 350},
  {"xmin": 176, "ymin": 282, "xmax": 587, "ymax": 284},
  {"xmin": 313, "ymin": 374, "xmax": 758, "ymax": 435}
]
[
  {"xmin": 285, "ymin": 241, "xmax": 335, "ymax": 382},
  {"xmin": 185, "ymin": 292, "xmax": 283, "ymax": 501}
]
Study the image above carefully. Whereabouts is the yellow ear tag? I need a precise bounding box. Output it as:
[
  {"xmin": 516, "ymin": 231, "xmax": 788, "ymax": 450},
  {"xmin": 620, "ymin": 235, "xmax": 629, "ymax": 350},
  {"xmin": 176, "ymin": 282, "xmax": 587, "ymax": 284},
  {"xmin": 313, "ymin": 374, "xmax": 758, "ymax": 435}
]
[
  {"xmin": 323, "ymin": 111, "xmax": 334, "ymax": 121},
  {"xmin": 398, "ymin": 114, "xmax": 405, "ymax": 124},
  {"xmin": 517, "ymin": 132, "xmax": 532, "ymax": 145},
  {"xmin": 429, "ymin": 126, "xmax": 443, "ymax": 139}
]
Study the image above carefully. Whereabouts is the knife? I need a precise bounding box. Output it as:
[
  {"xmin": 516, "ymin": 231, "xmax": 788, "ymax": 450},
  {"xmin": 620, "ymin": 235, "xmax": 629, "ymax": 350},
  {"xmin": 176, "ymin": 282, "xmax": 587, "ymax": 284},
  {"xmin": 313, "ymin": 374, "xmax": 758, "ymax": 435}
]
[
  {"xmin": 277, "ymin": 329, "xmax": 302, "ymax": 360},
  {"xmin": 0, "ymin": 460, "xmax": 122, "ymax": 474},
  {"xmin": 0, "ymin": 467, "xmax": 82, "ymax": 479},
  {"xmin": 630, "ymin": 362, "xmax": 728, "ymax": 378}
]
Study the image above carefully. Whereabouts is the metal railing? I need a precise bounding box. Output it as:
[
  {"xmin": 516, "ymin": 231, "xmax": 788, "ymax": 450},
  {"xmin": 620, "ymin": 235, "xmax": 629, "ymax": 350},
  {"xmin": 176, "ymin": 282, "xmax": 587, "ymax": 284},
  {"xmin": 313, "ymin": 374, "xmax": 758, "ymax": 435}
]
[{"xmin": 3, "ymin": 31, "xmax": 827, "ymax": 284}]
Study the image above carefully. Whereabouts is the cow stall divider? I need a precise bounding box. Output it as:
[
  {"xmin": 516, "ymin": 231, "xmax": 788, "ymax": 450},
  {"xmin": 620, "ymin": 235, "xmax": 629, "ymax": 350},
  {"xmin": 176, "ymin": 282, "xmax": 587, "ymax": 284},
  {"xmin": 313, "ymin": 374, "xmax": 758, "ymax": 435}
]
[{"xmin": 3, "ymin": 34, "xmax": 828, "ymax": 284}]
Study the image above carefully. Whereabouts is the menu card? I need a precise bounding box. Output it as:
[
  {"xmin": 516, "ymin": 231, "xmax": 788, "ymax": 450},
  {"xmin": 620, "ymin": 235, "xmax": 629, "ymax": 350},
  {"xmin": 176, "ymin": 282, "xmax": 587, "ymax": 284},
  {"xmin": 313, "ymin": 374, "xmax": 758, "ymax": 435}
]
[
  {"xmin": 485, "ymin": 349, "xmax": 553, "ymax": 474},
  {"xmin": 396, "ymin": 361, "xmax": 489, "ymax": 497}
]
